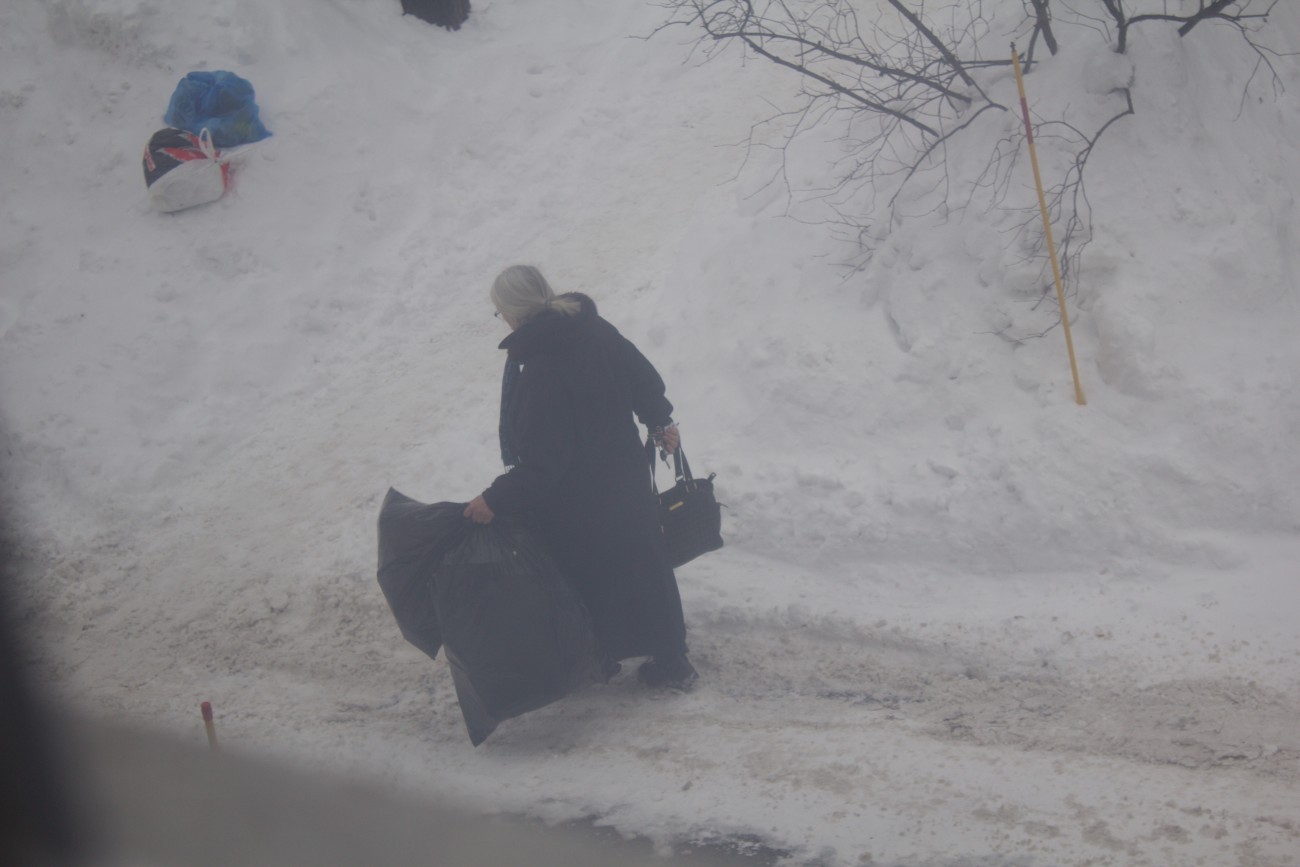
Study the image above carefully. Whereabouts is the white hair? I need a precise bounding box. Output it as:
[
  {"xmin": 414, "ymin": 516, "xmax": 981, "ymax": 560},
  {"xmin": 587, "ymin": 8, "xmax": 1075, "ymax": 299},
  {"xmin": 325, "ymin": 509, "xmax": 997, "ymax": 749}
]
[{"xmin": 490, "ymin": 265, "xmax": 582, "ymax": 325}]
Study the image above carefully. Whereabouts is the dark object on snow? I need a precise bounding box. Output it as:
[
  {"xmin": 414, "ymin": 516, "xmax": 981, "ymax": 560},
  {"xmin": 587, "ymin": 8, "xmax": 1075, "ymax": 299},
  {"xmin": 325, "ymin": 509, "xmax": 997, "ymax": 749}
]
[
  {"xmin": 483, "ymin": 293, "xmax": 689, "ymax": 663},
  {"xmin": 649, "ymin": 443, "xmax": 723, "ymax": 569},
  {"xmin": 164, "ymin": 70, "xmax": 271, "ymax": 149},
  {"xmin": 401, "ymin": 0, "xmax": 470, "ymax": 30},
  {"xmin": 376, "ymin": 489, "xmax": 598, "ymax": 745},
  {"xmin": 376, "ymin": 491, "xmax": 464, "ymax": 660}
]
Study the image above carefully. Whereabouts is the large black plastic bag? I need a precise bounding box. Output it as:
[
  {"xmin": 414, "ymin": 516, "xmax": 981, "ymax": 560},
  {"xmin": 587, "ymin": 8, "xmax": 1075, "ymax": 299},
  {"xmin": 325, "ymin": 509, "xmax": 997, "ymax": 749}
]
[
  {"xmin": 376, "ymin": 488, "xmax": 598, "ymax": 745},
  {"xmin": 401, "ymin": 0, "xmax": 470, "ymax": 31},
  {"xmin": 376, "ymin": 490, "xmax": 466, "ymax": 660}
]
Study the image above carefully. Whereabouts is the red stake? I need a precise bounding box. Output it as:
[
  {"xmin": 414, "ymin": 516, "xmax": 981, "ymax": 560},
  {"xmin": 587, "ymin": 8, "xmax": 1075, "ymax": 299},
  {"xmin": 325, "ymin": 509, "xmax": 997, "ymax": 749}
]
[{"xmin": 201, "ymin": 701, "xmax": 219, "ymax": 751}]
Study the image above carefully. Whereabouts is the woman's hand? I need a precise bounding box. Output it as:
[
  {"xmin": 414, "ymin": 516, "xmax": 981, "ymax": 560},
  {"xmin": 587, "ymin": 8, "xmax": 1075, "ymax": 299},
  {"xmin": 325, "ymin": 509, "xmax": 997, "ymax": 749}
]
[
  {"xmin": 464, "ymin": 494, "xmax": 495, "ymax": 524},
  {"xmin": 655, "ymin": 424, "xmax": 680, "ymax": 454}
]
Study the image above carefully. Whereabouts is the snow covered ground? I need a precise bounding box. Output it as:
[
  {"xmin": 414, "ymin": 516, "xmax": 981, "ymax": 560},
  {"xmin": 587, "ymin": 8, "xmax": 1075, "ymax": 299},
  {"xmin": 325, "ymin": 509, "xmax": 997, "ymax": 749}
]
[{"xmin": 3, "ymin": 0, "xmax": 1298, "ymax": 864}]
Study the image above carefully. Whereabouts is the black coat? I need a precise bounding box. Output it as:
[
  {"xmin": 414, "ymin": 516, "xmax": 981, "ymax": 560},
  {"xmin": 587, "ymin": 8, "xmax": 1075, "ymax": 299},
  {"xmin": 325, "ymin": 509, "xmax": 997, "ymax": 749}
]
[{"xmin": 481, "ymin": 294, "xmax": 687, "ymax": 661}]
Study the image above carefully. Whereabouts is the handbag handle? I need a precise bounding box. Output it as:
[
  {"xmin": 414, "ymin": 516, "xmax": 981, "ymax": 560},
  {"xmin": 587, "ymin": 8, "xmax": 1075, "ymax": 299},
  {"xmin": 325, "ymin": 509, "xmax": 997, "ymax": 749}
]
[{"xmin": 645, "ymin": 437, "xmax": 696, "ymax": 494}]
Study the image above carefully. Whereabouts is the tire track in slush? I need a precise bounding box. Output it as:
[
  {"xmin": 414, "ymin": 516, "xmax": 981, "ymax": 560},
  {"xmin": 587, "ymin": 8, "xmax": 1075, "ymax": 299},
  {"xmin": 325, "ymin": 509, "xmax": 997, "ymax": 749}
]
[{"xmin": 689, "ymin": 613, "xmax": 1300, "ymax": 784}]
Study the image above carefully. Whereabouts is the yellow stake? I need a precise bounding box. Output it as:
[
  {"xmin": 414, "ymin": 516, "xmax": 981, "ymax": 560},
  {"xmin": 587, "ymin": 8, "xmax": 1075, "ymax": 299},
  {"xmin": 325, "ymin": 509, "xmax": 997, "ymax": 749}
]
[{"xmin": 1011, "ymin": 44, "xmax": 1087, "ymax": 406}]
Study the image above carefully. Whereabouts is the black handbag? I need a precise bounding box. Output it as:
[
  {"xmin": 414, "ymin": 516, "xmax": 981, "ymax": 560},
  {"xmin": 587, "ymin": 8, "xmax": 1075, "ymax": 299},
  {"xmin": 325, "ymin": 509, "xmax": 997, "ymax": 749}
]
[{"xmin": 647, "ymin": 439, "xmax": 723, "ymax": 568}]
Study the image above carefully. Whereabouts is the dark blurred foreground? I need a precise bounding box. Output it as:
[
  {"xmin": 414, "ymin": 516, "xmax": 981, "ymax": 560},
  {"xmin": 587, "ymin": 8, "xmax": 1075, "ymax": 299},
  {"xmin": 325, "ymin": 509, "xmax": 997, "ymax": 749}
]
[
  {"xmin": 3, "ymin": 662, "xmax": 763, "ymax": 867},
  {"xmin": 0, "ymin": 548, "xmax": 754, "ymax": 867},
  {"xmin": 6, "ymin": 709, "xmax": 753, "ymax": 867}
]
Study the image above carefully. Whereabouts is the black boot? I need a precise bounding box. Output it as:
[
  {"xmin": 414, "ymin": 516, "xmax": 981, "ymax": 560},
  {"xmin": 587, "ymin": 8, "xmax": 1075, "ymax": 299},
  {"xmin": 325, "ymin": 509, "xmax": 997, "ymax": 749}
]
[{"xmin": 637, "ymin": 654, "xmax": 698, "ymax": 690}]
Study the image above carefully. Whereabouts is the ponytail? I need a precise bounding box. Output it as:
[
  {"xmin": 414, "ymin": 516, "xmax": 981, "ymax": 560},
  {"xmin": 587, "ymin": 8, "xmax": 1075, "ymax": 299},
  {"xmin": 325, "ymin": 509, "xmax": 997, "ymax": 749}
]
[{"xmin": 491, "ymin": 265, "xmax": 582, "ymax": 324}]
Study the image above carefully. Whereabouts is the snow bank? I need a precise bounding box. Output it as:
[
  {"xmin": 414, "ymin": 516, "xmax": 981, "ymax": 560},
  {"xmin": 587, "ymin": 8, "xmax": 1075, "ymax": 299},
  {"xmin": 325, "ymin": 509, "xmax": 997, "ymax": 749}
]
[{"xmin": 3, "ymin": 1, "xmax": 1298, "ymax": 864}]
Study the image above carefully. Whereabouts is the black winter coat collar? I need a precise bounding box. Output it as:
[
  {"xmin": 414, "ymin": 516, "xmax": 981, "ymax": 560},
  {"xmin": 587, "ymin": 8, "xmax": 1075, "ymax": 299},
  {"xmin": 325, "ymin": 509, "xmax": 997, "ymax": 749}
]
[{"xmin": 498, "ymin": 293, "xmax": 598, "ymax": 359}]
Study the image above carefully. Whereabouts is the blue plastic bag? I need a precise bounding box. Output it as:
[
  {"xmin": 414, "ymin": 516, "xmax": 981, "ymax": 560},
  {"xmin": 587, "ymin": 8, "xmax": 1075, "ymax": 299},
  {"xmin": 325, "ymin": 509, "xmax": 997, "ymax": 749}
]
[{"xmin": 164, "ymin": 71, "xmax": 270, "ymax": 149}]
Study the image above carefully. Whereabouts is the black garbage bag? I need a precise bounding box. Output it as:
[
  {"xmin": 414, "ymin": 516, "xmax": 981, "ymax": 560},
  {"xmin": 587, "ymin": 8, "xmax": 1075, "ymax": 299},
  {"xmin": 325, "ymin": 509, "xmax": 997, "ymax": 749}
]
[
  {"xmin": 376, "ymin": 490, "xmax": 466, "ymax": 660},
  {"xmin": 376, "ymin": 488, "xmax": 599, "ymax": 745},
  {"xmin": 400, "ymin": 0, "xmax": 470, "ymax": 31}
]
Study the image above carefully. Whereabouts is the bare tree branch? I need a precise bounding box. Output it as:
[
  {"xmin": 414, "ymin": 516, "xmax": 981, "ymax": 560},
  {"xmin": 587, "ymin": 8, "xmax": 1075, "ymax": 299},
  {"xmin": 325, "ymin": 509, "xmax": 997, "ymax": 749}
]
[
  {"xmin": 729, "ymin": 26, "xmax": 943, "ymax": 135},
  {"xmin": 1177, "ymin": 0, "xmax": 1245, "ymax": 36},
  {"xmin": 1029, "ymin": 0, "xmax": 1060, "ymax": 55},
  {"xmin": 884, "ymin": 0, "xmax": 978, "ymax": 88},
  {"xmin": 655, "ymin": 0, "xmax": 1285, "ymax": 330},
  {"xmin": 1095, "ymin": 0, "xmax": 1278, "ymax": 53}
]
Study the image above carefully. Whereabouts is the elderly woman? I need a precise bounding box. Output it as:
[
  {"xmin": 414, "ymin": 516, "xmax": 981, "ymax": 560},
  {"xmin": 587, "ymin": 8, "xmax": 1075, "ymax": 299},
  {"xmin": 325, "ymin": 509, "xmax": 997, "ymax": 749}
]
[{"xmin": 463, "ymin": 265, "xmax": 698, "ymax": 690}]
